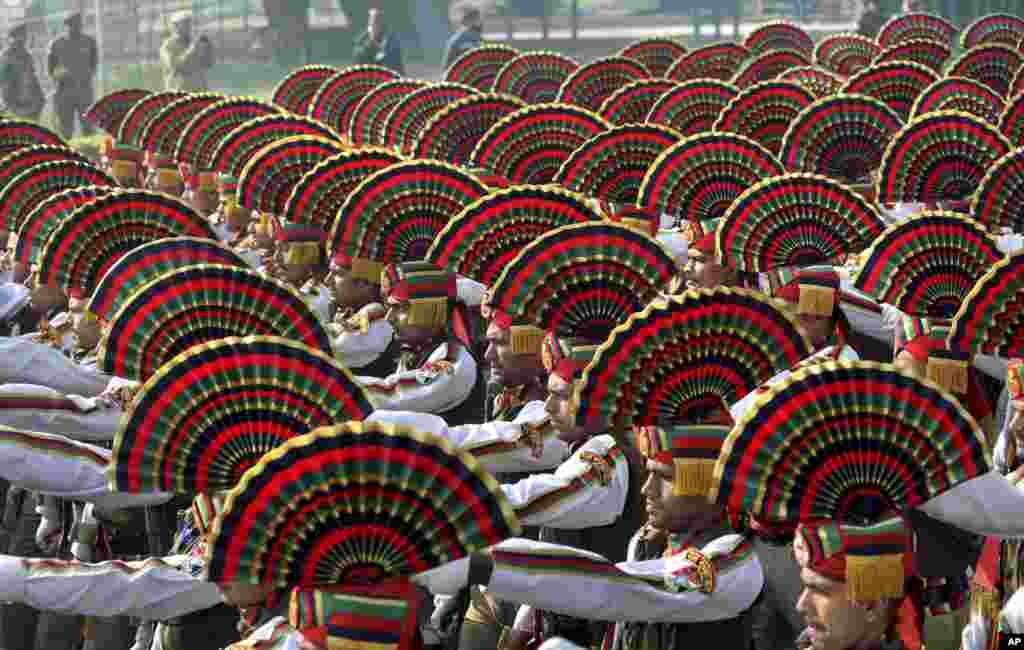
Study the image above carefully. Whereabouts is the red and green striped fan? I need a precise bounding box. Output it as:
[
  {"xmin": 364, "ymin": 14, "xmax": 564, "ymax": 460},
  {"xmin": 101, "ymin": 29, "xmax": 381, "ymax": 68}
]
[
  {"xmin": 282, "ymin": 149, "xmax": 402, "ymax": 227},
  {"xmin": 597, "ymin": 79, "xmax": 677, "ymax": 126},
  {"xmin": 413, "ymin": 93, "xmax": 526, "ymax": 166},
  {"xmin": 115, "ymin": 91, "xmax": 188, "ymax": 148},
  {"xmin": 0, "ymin": 159, "xmax": 114, "ymax": 233},
  {"xmin": 878, "ymin": 12, "xmax": 957, "ymax": 48},
  {"xmin": 84, "ymin": 88, "xmax": 150, "ymax": 136},
  {"xmin": 999, "ymin": 94, "xmax": 1024, "ymax": 146},
  {"xmin": 14, "ymin": 187, "xmax": 112, "ymax": 269},
  {"xmin": 470, "ymin": 103, "xmax": 609, "ymax": 184},
  {"xmin": 840, "ymin": 61, "xmax": 938, "ymax": 121},
  {"xmin": 237, "ymin": 135, "xmax": 347, "ymax": 216},
  {"xmin": 493, "ymin": 51, "xmax": 580, "ymax": 104},
  {"xmin": 553, "ymin": 123, "xmax": 681, "ymax": 206},
  {"xmin": 780, "ymin": 93, "xmax": 903, "ymax": 184},
  {"xmin": 330, "ymin": 160, "xmax": 488, "ymax": 266},
  {"xmin": 0, "ymin": 119, "xmax": 64, "ymax": 159},
  {"xmin": 485, "ymin": 222, "xmax": 677, "ymax": 339},
  {"xmin": 444, "ymin": 44, "xmax": 519, "ymax": 91},
  {"xmin": 0, "ymin": 144, "xmax": 88, "ymax": 197},
  {"xmin": 382, "ymin": 82, "xmax": 479, "ymax": 156},
  {"xmin": 947, "ymin": 43, "xmax": 1023, "ymax": 97},
  {"xmin": 645, "ymin": 78, "xmax": 739, "ymax": 135},
  {"xmin": 973, "ymin": 147, "xmax": 1024, "ymax": 231},
  {"xmin": 961, "ymin": 13, "xmax": 1024, "ymax": 49},
  {"xmin": 639, "ymin": 132, "xmax": 783, "ymax": 225},
  {"xmin": 872, "ymin": 38, "xmax": 951, "ymax": 73},
  {"xmin": 209, "ymin": 114, "xmax": 342, "ymax": 179},
  {"xmin": 173, "ymin": 97, "xmax": 282, "ymax": 172},
  {"xmin": 348, "ymin": 79, "xmax": 428, "ymax": 146},
  {"xmin": 89, "ymin": 237, "xmax": 248, "ymax": 323},
  {"xmin": 619, "ymin": 38, "xmax": 688, "ymax": 78},
  {"xmin": 138, "ymin": 93, "xmax": 223, "ymax": 159},
  {"xmin": 813, "ymin": 33, "xmax": 881, "ymax": 76},
  {"xmin": 110, "ymin": 336, "xmax": 374, "ymax": 495},
  {"xmin": 98, "ymin": 264, "xmax": 333, "ymax": 382},
  {"xmin": 712, "ymin": 80, "xmax": 816, "ymax": 156},
  {"xmin": 948, "ymin": 251, "xmax": 1024, "ymax": 357},
  {"xmin": 928, "ymin": 94, "xmax": 1002, "ymax": 130},
  {"xmin": 308, "ymin": 65, "xmax": 401, "ymax": 137},
  {"xmin": 426, "ymin": 185, "xmax": 601, "ymax": 284},
  {"xmin": 556, "ymin": 56, "xmax": 651, "ymax": 112},
  {"xmin": 776, "ymin": 66, "xmax": 843, "ymax": 98},
  {"xmin": 911, "ymin": 77, "xmax": 1004, "ymax": 124},
  {"xmin": 732, "ymin": 49, "xmax": 811, "ymax": 89},
  {"xmin": 205, "ymin": 421, "xmax": 518, "ymax": 588},
  {"xmin": 854, "ymin": 213, "xmax": 1000, "ymax": 320},
  {"xmin": 877, "ymin": 111, "xmax": 1012, "ymax": 204},
  {"xmin": 744, "ymin": 22, "xmax": 814, "ymax": 58},
  {"xmin": 575, "ymin": 288, "xmax": 813, "ymax": 430},
  {"xmin": 711, "ymin": 360, "xmax": 989, "ymax": 524},
  {"xmin": 667, "ymin": 42, "xmax": 750, "ymax": 82},
  {"xmin": 36, "ymin": 189, "xmax": 217, "ymax": 295},
  {"xmin": 271, "ymin": 64, "xmax": 340, "ymax": 114},
  {"xmin": 718, "ymin": 173, "xmax": 885, "ymax": 272}
]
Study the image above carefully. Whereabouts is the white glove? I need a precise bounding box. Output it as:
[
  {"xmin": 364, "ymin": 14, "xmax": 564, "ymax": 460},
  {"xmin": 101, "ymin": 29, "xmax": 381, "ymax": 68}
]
[
  {"xmin": 34, "ymin": 495, "xmax": 62, "ymax": 554},
  {"xmin": 71, "ymin": 502, "xmax": 99, "ymax": 562}
]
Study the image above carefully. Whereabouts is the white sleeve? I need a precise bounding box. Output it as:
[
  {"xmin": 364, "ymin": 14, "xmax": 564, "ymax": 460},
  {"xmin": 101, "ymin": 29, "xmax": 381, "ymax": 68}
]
[
  {"xmin": 500, "ymin": 435, "xmax": 629, "ymax": 529},
  {"xmin": 359, "ymin": 344, "xmax": 477, "ymax": 414},
  {"xmin": 0, "ymin": 555, "xmax": 224, "ymax": 619},
  {"xmin": 0, "ymin": 337, "xmax": 111, "ymax": 397},
  {"xmin": 0, "ymin": 384, "xmax": 122, "ymax": 442},
  {"xmin": 919, "ymin": 471, "xmax": 1024, "ymax": 537},
  {"xmin": 417, "ymin": 537, "xmax": 764, "ymax": 624},
  {"xmin": 0, "ymin": 428, "xmax": 172, "ymax": 510},
  {"xmin": 333, "ymin": 315, "xmax": 394, "ymax": 370},
  {"xmin": 369, "ymin": 403, "xmax": 569, "ymax": 475}
]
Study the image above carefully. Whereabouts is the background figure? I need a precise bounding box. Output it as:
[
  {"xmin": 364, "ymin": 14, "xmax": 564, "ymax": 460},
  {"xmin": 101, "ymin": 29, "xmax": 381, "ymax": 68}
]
[
  {"xmin": 0, "ymin": 24, "xmax": 44, "ymax": 121},
  {"xmin": 857, "ymin": 0, "xmax": 884, "ymax": 38},
  {"xmin": 160, "ymin": 11, "xmax": 215, "ymax": 92},
  {"xmin": 47, "ymin": 12, "xmax": 97, "ymax": 140},
  {"xmin": 353, "ymin": 8, "xmax": 404, "ymax": 75},
  {"xmin": 442, "ymin": 4, "xmax": 483, "ymax": 72}
]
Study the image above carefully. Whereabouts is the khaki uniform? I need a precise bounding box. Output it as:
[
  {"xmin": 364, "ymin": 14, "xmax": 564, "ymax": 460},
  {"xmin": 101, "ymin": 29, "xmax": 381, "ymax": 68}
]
[
  {"xmin": 160, "ymin": 35, "xmax": 214, "ymax": 92},
  {"xmin": 47, "ymin": 32, "xmax": 98, "ymax": 139}
]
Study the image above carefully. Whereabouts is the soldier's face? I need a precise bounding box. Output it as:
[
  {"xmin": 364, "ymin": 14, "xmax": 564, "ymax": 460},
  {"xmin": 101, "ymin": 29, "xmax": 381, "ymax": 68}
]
[
  {"xmin": 641, "ymin": 459, "xmax": 717, "ymax": 533},
  {"xmin": 69, "ymin": 299, "xmax": 101, "ymax": 351},
  {"xmin": 484, "ymin": 320, "xmax": 544, "ymax": 388},
  {"xmin": 327, "ymin": 263, "xmax": 377, "ymax": 312},
  {"xmin": 545, "ymin": 375, "xmax": 588, "ymax": 443},
  {"xmin": 31, "ymin": 280, "xmax": 67, "ymax": 313}
]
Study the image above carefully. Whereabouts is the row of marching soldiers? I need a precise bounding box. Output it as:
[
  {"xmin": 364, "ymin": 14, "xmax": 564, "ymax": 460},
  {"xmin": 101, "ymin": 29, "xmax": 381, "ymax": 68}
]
[{"xmin": 5, "ymin": 13, "xmax": 1024, "ymax": 650}]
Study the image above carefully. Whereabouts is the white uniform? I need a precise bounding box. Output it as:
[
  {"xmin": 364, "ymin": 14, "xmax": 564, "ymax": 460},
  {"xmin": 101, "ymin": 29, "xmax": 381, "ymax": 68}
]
[{"xmin": 359, "ymin": 343, "xmax": 478, "ymax": 414}]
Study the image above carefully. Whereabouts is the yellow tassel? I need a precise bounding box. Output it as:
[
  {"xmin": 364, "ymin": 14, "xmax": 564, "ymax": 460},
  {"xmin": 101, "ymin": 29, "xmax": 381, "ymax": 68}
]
[
  {"xmin": 927, "ymin": 357, "xmax": 969, "ymax": 395},
  {"xmin": 284, "ymin": 242, "xmax": 321, "ymax": 266},
  {"xmin": 510, "ymin": 325, "xmax": 545, "ymax": 356},
  {"xmin": 351, "ymin": 258, "xmax": 386, "ymax": 285},
  {"xmin": 198, "ymin": 172, "xmax": 217, "ymax": 192},
  {"xmin": 407, "ymin": 297, "xmax": 448, "ymax": 328},
  {"xmin": 110, "ymin": 160, "xmax": 137, "ymax": 182},
  {"xmin": 798, "ymin": 284, "xmax": 836, "ymax": 317},
  {"xmin": 845, "ymin": 554, "xmax": 906, "ymax": 602},
  {"xmin": 157, "ymin": 168, "xmax": 181, "ymax": 189},
  {"xmin": 673, "ymin": 458, "xmax": 716, "ymax": 497},
  {"xmin": 253, "ymin": 212, "xmax": 271, "ymax": 237}
]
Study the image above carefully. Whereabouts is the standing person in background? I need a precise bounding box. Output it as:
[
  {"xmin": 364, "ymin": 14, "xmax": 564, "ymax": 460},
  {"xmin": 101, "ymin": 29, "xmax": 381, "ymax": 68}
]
[
  {"xmin": 857, "ymin": 0, "xmax": 885, "ymax": 38},
  {"xmin": 903, "ymin": 0, "xmax": 928, "ymax": 11},
  {"xmin": 0, "ymin": 24, "xmax": 45, "ymax": 121},
  {"xmin": 442, "ymin": 5, "xmax": 483, "ymax": 73},
  {"xmin": 353, "ymin": 7, "xmax": 404, "ymax": 75},
  {"xmin": 47, "ymin": 12, "xmax": 97, "ymax": 140},
  {"xmin": 160, "ymin": 11, "xmax": 215, "ymax": 92}
]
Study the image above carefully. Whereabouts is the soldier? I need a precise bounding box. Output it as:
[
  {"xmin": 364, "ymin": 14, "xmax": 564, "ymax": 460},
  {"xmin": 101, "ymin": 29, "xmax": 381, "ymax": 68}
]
[
  {"xmin": 0, "ymin": 24, "xmax": 45, "ymax": 121},
  {"xmin": 160, "ymin": 12, "xmax": 214, "ymax": 92},
  {"xmin": 47, "ymin": 12, "xmax": 98, "ymax": 140}
]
